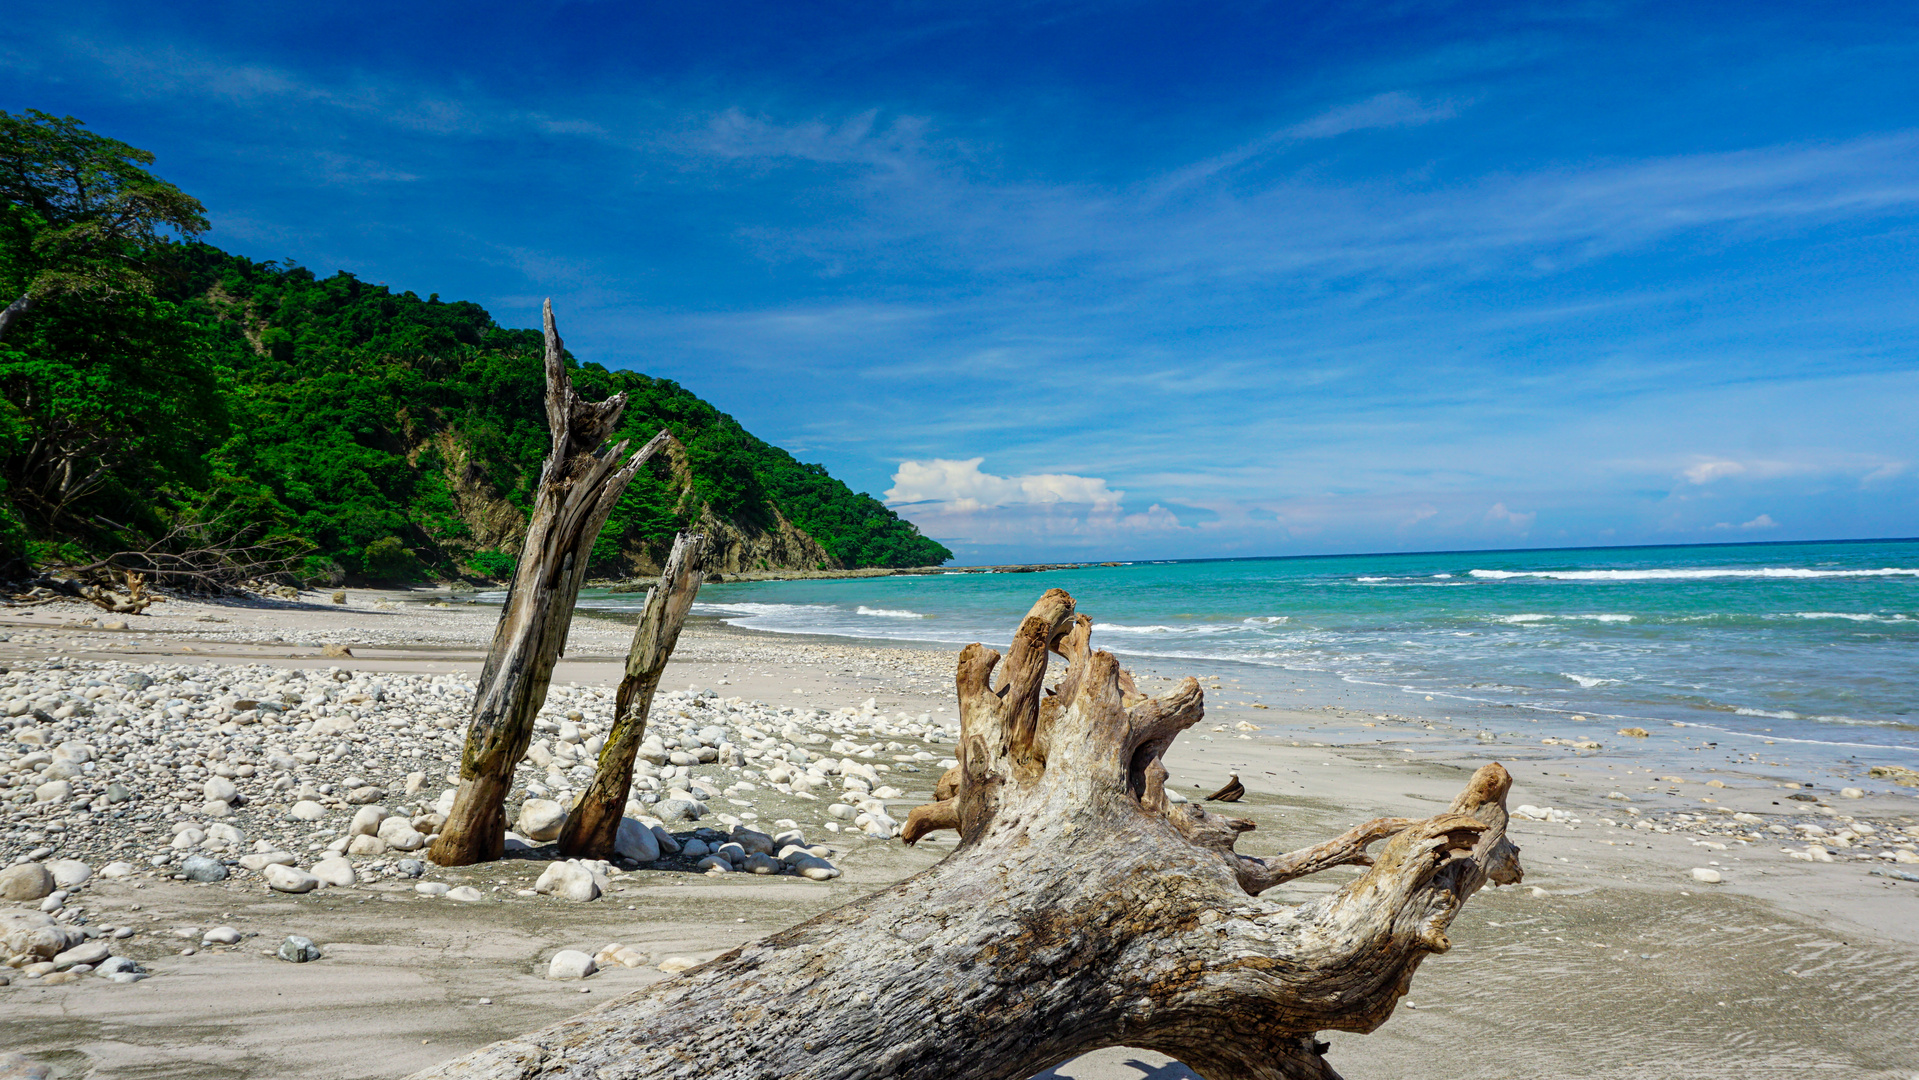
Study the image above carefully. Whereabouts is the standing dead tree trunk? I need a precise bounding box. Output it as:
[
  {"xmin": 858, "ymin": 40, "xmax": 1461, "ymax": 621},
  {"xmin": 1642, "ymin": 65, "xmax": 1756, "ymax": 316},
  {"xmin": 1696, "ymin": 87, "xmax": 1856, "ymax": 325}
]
[
  {"xmin": 557, "ymin": 530, "xmax": 706, "ymax": 859},
  {"xmin": 0, "ymin": 294, "xmax": 35, "ymax": 342},
  {"xmin": 429, "ymin": 301, "xmax": 672, "ymax": 868},
  {"xmin": 411, "ymin": 587, "xmax": 1523, "ymax": 1080}
]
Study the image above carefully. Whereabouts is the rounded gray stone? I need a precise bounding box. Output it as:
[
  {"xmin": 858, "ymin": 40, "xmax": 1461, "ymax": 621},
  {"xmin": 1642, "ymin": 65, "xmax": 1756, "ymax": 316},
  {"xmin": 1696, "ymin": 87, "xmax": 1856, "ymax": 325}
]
[
  {"xmin": 277, "ymin": 935, "xmax": 323, "ymax": 963},
  {"xmin": 179, "ymin": 855, "xmax": 229, "ymax": 883},
  {"xmin": 656, "ymin": 798, "xmax": 705, "ymax": 822}
]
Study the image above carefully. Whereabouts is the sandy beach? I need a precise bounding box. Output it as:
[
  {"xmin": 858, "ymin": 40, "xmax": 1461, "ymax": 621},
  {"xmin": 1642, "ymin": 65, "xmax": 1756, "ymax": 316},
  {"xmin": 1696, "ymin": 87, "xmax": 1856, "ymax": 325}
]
[{"xmin": 2, "ymin": 587, "xmax": 1916, "ymax": 1079}]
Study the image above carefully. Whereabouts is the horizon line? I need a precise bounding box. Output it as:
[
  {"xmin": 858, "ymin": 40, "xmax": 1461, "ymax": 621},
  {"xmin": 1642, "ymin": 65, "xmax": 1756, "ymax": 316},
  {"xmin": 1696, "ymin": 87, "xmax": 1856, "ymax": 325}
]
[{"xmin": 936, "ymin": 534, "xmax": 1919, "ymax": 570}]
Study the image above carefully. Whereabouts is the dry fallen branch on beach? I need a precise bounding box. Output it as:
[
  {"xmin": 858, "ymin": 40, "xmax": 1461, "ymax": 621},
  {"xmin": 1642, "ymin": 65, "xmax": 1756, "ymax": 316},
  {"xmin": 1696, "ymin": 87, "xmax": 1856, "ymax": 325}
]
[
  {"xmin": 9, "ymin": 570, "xmax": 156, "ymax": 613},
  {"xmin": 558, "ymin": 530, "xmax": 705, "ymax": 859},
  {"xmin": 71, "ymin": 503, "xmax": 306, "ymax": 594},
  {"xmin": 430, "ymin": 301, "xmax": 673, "ymax": 867},
  {"xmin": 412, "ymin": 587, "xmax": 1522, "ymax": 1080},
  {"xmin": 1205, "ymin": 772, "xmax": 1246, "ymax": 802}
]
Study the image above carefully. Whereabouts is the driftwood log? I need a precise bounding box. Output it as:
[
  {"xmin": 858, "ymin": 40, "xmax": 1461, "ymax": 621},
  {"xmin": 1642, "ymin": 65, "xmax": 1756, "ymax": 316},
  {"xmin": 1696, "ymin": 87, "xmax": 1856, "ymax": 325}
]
[
  {"xmin": 9, "ymin": 571, "xmax": 157, "ymax": 613},
  {"xmin": 557, "ymin": 531, "xmax": 706, "ymax": 859},
  {"xmin": 430, "ymin": 301, "xmax": 671, "ymax": 867},
  {"xmin": 411, "ymin": 588, "xmax": 1521, "ymax": 1080}
]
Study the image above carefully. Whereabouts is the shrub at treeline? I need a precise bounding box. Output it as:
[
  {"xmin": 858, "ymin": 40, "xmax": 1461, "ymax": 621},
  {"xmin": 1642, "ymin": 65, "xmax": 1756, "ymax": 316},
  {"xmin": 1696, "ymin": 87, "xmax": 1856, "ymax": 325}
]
[{"xmin": 0, "ymin": 110, "xmax": 950, "ymax": 582}]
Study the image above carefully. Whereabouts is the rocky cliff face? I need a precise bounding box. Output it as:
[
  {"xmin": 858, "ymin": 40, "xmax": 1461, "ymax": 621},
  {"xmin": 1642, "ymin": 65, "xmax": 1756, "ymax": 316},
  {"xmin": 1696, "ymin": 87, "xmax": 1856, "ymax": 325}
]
[
  {"xmin": 429, "ymin": 431, "xmax": 531, "ymax": 554},
  {"xmin": 692, "ymin": 502, "xmax": 836, "ymax": 574},
  {"xmin": 424, "ymin": 431, "xmax": 840, "ymax": 578}
]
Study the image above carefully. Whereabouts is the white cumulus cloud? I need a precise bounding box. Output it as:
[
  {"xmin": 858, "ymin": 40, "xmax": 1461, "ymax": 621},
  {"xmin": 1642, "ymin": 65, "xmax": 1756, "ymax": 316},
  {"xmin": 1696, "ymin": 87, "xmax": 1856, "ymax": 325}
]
[
  {"xmin": 885, "ymin": 458, "xmax": 1124, "ymax": 512},
  {"xmin": 1485, "ymin": 502, "xmax": 1536, "ymax": 530}
]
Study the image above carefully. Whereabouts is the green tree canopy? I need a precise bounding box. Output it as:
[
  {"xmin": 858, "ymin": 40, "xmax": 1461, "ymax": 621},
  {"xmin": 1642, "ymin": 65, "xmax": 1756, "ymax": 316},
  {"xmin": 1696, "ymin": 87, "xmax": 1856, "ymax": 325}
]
[{"xmin": 0, "ymin": 110, "xmax": 208, "ymax": 341}]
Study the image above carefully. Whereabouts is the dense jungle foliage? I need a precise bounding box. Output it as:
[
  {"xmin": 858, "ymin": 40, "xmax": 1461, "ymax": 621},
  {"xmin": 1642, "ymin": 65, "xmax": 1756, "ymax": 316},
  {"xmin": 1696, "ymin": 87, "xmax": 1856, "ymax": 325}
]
[{"xmin": 0, "ymin": 111, "xmax": 951, "ymax": 582}]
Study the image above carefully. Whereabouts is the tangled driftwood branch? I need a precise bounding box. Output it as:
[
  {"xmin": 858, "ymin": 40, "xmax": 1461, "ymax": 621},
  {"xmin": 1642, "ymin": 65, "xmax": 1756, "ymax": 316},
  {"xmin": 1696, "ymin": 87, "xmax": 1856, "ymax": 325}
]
[{"xmin": 411, "ymin": 588, "xmax": 1521, "ymax": 1080}]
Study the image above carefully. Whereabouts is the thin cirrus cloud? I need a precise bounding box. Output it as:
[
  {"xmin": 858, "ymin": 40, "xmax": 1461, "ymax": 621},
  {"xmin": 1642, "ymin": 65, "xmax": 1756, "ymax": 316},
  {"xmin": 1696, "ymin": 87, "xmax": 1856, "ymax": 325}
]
[{"xmin": 1156, "ymin": 91, "xmax": 1467, "ymax": 191}]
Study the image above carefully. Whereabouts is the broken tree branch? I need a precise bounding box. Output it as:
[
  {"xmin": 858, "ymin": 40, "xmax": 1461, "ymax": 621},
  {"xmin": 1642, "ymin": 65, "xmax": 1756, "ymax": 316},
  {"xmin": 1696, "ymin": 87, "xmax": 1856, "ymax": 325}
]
[
  {"xmin": 428, "ymin": 300, "xmax": 672, "ymax": 867},
  {"xmin": 556, "ymin": 530, "xmax": 705, "ymax": 859}
]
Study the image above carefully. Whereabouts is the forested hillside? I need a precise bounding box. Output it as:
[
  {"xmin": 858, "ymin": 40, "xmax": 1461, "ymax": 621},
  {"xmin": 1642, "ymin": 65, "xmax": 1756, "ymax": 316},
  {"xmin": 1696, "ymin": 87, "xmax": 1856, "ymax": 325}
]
[{"xmin": 0, "ymin": 110, "xmax": 950, "ymax": 584}]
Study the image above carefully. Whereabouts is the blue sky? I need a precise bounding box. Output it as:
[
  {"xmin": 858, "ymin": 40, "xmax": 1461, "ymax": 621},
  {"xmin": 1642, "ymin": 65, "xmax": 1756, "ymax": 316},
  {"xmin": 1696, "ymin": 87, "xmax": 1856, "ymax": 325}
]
[{"xmin": 8, "ymin": 2, "xmax": 1919, "ymax": 563}]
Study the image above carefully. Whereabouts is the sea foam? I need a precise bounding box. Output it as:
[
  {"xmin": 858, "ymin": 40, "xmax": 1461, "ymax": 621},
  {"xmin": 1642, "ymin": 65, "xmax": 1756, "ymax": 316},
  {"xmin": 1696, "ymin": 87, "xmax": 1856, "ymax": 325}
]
[{"xmin": 1470, "ymin": 567, "xmax": 1919, "ymax": 581}]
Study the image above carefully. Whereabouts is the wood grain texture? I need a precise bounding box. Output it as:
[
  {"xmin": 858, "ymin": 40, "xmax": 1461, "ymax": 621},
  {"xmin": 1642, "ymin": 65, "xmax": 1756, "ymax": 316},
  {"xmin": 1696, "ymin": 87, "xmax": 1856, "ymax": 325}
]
[
  {"xmin": 429, "ymin": 300, "xmax": 671, "ymax": 867},
  {"xmin": 410, "ymin": 588, "xmax": 1522, "ymax": 1079},
  {"xmin": 558, "ymin": 530, "xmax": 706, "ymax": 859}
]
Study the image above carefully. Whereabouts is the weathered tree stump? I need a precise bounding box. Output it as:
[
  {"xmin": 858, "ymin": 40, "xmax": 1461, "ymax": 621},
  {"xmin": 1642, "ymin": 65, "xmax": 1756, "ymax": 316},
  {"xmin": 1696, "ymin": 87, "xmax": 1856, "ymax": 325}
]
[
  {"xmin": 557, "ymin": 530, "xmax": 706, "ymax": 859},
  {"xmin": 429, "ymin": 301, "xmax": 671, "ymax": 868},
  {"xmin": 411, "ymin": 588, "xmax": 1521, "ymax": 1079}
]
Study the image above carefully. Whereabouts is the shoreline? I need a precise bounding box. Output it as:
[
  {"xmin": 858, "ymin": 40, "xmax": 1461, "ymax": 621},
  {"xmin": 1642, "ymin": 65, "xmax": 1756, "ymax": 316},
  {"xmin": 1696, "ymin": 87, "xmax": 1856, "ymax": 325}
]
[
  {"xmin": 583, "ymin": 560, "xmax": 1125, "ymax": 589},
  {"xmin": 1, "ymin": 589, "xmax": 1916, "ymax": 1078}
]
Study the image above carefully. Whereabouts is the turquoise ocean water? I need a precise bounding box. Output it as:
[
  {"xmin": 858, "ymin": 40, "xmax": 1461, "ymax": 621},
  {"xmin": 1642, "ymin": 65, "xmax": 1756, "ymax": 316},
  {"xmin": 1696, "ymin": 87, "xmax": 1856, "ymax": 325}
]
[{"xmin": 572, "ymin": 539, "xmax": 1919, "ymax": 756}]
